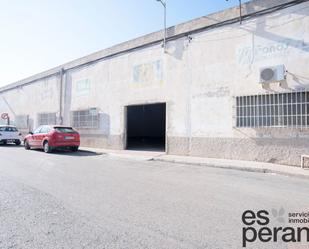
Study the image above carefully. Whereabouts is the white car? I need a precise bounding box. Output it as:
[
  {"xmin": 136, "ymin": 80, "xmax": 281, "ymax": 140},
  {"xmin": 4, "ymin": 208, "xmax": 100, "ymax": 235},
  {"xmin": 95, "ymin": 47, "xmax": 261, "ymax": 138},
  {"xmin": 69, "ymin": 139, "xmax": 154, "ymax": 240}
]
[{"xmin": 0, "ymin": 125, "xmax": 22, "ymax": 145}]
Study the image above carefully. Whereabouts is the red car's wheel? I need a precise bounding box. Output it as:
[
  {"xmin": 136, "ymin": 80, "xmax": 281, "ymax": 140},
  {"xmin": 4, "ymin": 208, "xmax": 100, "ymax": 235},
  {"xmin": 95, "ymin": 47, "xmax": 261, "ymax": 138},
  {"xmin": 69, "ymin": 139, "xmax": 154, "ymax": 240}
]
[
  {"xmin": 24, "ymin": 140, "xmax": 31, "ymax": 150},
  {"xmin": 43, "ymin": 141, "xmax": 52, "ymax": 153},
  {"xmin": 71, "ymin": 146, "xmax": 79, "ymax": 152}
]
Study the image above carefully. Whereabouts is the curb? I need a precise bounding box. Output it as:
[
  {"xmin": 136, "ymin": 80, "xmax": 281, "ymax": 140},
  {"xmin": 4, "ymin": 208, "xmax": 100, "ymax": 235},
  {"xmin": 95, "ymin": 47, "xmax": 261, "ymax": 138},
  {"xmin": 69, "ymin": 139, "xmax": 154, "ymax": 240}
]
[
  {"xmin": 80, "ymin": 147, "xmax": 309, "ymax": 180},
  {"xmin": 153, "ymin": 158, "xmax": 309, "ymax": 180}
]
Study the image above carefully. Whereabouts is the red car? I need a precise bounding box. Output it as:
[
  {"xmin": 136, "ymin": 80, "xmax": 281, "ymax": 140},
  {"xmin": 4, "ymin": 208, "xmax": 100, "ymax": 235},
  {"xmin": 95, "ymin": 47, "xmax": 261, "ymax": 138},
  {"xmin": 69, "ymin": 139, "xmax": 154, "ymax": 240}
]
[{"xmin": 24, "ymin": 125, "xmax": 80, "ymax": 153}]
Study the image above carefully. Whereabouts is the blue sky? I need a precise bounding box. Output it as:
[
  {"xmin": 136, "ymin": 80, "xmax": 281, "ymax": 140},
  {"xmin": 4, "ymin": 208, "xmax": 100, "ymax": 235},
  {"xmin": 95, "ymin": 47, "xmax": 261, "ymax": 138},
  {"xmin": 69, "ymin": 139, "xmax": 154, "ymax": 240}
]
[{"xmin": 0, "ymin": 0, "xmax": 250, "ymax": 86}]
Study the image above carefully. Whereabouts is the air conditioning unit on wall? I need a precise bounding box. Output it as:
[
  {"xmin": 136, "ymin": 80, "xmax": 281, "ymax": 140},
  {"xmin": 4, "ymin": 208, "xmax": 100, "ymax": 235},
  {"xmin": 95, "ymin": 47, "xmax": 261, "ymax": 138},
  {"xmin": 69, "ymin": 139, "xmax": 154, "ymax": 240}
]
[{"xmin": 259, "ymin": 65, "xmax": 286, "ymax": 84}]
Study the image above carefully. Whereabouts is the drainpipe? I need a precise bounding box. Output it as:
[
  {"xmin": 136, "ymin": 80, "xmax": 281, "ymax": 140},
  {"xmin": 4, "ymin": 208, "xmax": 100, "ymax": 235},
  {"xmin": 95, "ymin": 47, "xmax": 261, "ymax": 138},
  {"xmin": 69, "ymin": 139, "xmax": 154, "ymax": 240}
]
[
  {"xmin": 59, "ymin": 68, "xmax": 64, "ymax": 125},
  {"xmin": 186, "ymin": 37, "xmax": 193, "ymax": 156}
]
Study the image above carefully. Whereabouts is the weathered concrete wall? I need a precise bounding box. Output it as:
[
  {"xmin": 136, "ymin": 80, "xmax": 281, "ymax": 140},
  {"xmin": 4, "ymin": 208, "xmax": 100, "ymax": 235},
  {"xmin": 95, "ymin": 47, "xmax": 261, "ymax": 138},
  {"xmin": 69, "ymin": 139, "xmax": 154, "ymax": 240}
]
[
  {"xmin": 180, "ymin": 1, "xmax": 309, "ymax": 166},
  {"xmin": 0, "ymin": 0, "xmax": 309, "ymax": 166},
  {"xmin": 0, "ymin": 76, "xmax": 60, "ymax": 131}
]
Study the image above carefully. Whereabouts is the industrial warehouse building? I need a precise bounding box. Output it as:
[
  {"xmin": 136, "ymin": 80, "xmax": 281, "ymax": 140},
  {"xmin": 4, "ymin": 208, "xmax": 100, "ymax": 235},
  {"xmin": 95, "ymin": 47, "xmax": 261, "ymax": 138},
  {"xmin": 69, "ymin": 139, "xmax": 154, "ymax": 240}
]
[{"xmin": 0, "ymin": 0, "xmax": 309, "ymax": 166}]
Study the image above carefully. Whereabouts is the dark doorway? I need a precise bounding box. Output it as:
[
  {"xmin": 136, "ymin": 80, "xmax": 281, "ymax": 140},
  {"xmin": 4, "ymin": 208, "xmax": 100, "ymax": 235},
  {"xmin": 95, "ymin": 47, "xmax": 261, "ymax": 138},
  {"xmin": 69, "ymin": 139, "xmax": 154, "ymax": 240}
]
[{"xmin": 126, "ymin": 103, "xmax": 166, "ymax": 151}]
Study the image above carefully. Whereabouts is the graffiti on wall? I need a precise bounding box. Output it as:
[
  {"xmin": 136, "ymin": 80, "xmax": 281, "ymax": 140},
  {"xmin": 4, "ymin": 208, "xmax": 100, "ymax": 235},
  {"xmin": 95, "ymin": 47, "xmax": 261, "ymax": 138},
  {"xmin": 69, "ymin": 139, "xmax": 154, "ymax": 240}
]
[
  {"xmin": 237, "ymin": 39, "xmax": 309, "ymax": 66},
  {"xmin": 132, "ymin": 60, "xmax": 163, "ymax": 86},
  {"xmin": 193, "ymin": 86, "xmax": 230, "ymax": 99}
]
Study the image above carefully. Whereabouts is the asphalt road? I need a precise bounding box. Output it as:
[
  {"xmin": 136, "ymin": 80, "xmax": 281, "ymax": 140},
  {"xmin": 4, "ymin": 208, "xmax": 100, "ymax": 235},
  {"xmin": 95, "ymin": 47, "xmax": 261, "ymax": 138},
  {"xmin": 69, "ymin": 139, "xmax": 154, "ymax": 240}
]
[{"xmin": 0, "ymin": 145, "xmax": 309, "ymax": 249}]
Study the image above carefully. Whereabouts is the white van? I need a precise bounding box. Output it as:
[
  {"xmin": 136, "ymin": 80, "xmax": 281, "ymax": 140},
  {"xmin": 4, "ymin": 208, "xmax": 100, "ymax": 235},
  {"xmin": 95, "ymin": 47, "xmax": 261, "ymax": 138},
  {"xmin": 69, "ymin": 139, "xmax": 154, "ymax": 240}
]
[{"xmin": 0, "ymin": 125, "xmax": 22, "ymax": 145}]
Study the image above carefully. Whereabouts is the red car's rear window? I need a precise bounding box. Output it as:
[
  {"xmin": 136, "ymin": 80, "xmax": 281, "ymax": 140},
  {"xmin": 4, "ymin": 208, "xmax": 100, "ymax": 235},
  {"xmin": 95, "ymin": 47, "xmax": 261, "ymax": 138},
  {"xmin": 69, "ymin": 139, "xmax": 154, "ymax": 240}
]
[{"xmin": 54, "ymin": 127, "xmax": 77, "ymax": 133}]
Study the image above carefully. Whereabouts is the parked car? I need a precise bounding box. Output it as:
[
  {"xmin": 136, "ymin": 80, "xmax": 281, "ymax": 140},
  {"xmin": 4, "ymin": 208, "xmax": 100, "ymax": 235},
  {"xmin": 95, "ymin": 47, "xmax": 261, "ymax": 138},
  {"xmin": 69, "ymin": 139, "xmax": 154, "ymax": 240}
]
[
  {"xmin": 24, "ymin": 125, "xmax": 80, "ymax": 153},
  {"xmin": 0, "ymin": 125, "xmax": 22, "ymax": 145}
]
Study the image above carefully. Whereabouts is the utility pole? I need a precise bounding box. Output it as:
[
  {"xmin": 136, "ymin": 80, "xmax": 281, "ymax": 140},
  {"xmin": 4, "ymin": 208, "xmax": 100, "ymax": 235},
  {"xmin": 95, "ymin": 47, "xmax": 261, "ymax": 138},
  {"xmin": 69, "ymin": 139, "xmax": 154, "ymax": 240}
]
[
  {"xmin": 239, "ymin": 0, "xmax": 242, "ymax": 24},
  {"xmin": 156, "ymin": 0, "xmax": 167, "ymax": 52},
  {"xmin": 226, "ymin": 0, "xmax": 242, "ymax": 24}
]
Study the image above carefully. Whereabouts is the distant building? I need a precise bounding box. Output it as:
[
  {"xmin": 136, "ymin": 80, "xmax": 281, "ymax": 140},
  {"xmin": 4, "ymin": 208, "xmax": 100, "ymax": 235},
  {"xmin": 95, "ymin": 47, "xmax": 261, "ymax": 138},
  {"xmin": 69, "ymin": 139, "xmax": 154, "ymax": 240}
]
[{"xmin": 1, "ymin": 0, "xmax": 309, "ymax": 166}]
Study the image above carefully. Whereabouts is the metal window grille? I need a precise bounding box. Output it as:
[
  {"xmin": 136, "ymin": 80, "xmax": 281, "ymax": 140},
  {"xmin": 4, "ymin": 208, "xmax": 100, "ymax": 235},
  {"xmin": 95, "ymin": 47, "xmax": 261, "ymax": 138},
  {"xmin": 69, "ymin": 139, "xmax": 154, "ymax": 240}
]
[
  {"xmin": 235, "ymin": 91, "xmax": 309, "ymax": 128},
  {"xmin": 38, "ymin": 113, "xmax": 57, "ymax": 126},
  {"xmin": 71, "ymin": 109, "xmax": 99, "ymax": 129}
]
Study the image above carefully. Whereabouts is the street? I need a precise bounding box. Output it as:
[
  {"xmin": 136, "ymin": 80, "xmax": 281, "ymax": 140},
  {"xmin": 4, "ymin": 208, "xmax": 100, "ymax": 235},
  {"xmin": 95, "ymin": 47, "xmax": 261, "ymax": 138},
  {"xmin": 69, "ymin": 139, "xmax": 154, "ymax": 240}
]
[{"xmin": 0, "ymin": 145, "xmax": 309, "ymax": 249}]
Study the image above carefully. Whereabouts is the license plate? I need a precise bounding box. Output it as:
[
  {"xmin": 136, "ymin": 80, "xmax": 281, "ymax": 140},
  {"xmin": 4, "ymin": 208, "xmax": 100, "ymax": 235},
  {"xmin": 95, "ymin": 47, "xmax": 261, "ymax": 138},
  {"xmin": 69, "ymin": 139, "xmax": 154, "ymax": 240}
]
[{"xmin": 64, "ymin": 136, "xmax": 74, "ymax": 140}]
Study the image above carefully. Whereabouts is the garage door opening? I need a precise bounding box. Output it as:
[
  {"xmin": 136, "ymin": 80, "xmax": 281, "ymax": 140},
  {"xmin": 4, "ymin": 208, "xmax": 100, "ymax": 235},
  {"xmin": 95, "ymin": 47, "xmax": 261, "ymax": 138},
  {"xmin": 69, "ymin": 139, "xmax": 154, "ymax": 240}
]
[{"xmin": 126, "ymin": 103, "xmax": 166, "ymax": 151}]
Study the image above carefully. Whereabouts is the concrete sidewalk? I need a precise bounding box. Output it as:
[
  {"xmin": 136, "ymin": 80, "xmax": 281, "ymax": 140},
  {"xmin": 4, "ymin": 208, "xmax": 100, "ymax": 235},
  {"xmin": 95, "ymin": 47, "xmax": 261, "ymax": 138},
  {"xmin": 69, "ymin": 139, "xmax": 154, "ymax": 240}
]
[
  {"xmin": 80, "ymin": 147, "xmax": 165, "ymax": 161},
  {"xmin": 80, "ymin": 147, "xmax": 309, "ymax": 180},
  {"xmin": 154, "ymin": 155, "xmax": 309, "ymax": 180}
]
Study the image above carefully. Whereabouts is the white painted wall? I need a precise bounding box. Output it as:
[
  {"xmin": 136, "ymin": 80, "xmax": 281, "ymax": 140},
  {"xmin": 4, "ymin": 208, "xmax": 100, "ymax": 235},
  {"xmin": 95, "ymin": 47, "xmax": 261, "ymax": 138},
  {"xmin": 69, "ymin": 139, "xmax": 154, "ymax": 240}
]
[{"xmin": 0, "ymin": 76, "xmax": 60, "ymax": 130}]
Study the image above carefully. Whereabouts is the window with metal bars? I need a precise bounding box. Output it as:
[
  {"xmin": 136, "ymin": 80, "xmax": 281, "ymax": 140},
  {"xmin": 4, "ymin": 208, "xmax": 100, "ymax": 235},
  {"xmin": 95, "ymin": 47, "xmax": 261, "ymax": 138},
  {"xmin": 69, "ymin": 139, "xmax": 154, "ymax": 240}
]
[
  {"xmin": 38, "ymin": 113, "xmax": 57, "ymax": 126},
  {"xmin": 235, "ymin": 91, "xmax": 309, "ymax": 128},
  {"xmin": 71, "ymin": 109, "xmax": 99, "ymax": 129}
]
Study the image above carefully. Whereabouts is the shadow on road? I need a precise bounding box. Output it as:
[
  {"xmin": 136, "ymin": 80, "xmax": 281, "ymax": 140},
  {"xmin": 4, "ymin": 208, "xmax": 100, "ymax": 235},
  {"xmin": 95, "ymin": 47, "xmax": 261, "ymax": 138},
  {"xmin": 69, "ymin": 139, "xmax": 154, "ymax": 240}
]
[
  {"xmin": 0, "ymin": 144, "xmax": 103, "ymax": 157},
  {"xmin": 0, "ymin": 144, "xmax": 23, "ymax": 148},
  {"xmin": 50, "ymin": 149, "xmax": 104, "ymax": 157}
]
